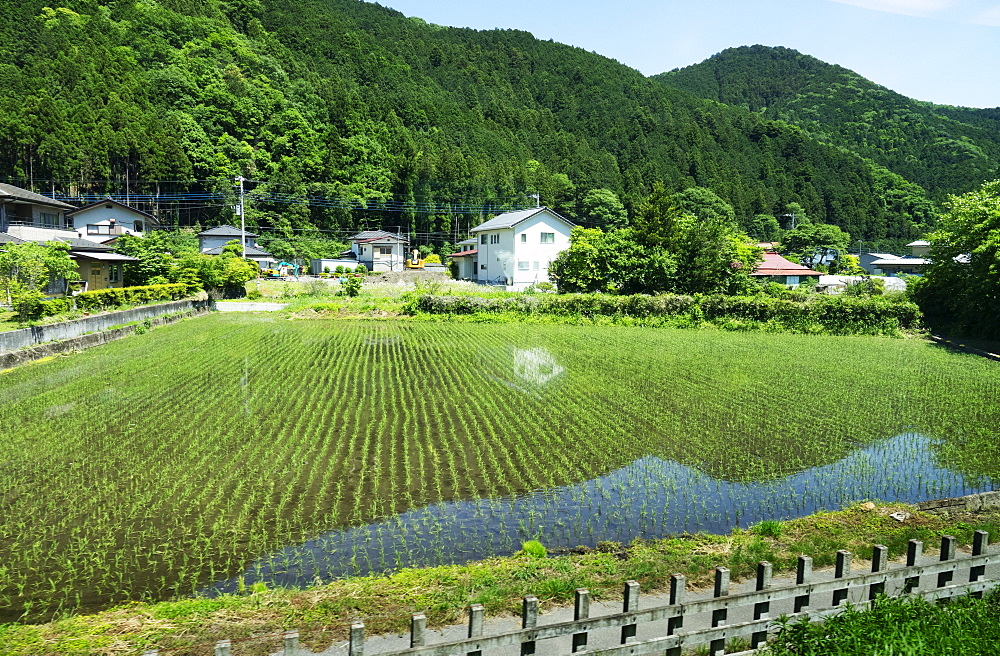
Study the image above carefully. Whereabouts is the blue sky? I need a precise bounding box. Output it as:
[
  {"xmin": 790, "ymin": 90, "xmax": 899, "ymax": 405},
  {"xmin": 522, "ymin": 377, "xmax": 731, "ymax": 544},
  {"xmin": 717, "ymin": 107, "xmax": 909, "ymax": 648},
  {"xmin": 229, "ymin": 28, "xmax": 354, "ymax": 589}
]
[{"xmin": 375, "ymin": 0, "xmax": 1000, "ymax": 108}]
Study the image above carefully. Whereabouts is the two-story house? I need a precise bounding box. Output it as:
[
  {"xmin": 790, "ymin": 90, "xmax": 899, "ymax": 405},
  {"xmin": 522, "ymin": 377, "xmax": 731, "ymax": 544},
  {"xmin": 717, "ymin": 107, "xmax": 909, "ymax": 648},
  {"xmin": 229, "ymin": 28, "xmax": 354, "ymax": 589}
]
[
  {"xmin": 0, "ymin": 182, "xmax": 77, "ymax": 242},
  {"xmin": 65, "ymin": 198, "xmax": 155, "ymax": 241},
  {"xmin": 466, "ymin": 207, "xmax": 573, "ymax": 290}
]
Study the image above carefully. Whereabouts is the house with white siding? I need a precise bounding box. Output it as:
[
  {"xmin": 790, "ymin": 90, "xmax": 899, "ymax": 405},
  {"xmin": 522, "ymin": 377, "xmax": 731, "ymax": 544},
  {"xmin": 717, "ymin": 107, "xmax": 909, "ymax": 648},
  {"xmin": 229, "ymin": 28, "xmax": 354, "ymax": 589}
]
[
  {"xmin": 347, "ymin": 230, "xmax": 409, "ymax": 272},
  {"xmin": 65, "ymin": 198, "xmax": 155, "ymax": 241},
  {"xmin": 465, "ymin": 207, "xmax": 572, "ymax": 290}
]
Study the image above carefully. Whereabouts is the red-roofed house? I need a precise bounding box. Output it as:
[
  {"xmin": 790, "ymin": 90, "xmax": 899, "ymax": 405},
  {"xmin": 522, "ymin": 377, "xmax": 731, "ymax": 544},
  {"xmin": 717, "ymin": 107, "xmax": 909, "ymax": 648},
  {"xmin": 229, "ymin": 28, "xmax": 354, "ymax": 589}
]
[
  {"xmin": 448, "ymin": 238, "xmax": 479, "ymax": 279},
  {"xmin": 751, "ymin": 252, "xmax": 822, "ymax": 286}
]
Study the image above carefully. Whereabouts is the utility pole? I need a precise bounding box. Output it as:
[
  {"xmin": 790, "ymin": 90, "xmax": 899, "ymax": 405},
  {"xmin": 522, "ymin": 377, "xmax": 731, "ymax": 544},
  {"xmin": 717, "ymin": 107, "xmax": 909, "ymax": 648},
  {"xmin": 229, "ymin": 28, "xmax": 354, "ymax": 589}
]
[
  {"xmin": 235, "ymin": 176, "xmax": 246, "ymax": 258},
  {"xmin": 530, "ymin": 193, "xmax": 540, "ymax": 208}
]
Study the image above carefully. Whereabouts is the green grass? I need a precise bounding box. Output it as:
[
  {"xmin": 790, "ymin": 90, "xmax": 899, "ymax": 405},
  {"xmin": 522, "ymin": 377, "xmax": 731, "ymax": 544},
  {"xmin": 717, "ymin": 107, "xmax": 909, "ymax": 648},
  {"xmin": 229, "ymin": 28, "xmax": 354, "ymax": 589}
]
[
  {"xmin": 767, "ymin": 591, "xmax": 1000, "ymax": 655},
  {"xmin": 1, "ymin": 314, "xmax": 999, "ymax": 626}
]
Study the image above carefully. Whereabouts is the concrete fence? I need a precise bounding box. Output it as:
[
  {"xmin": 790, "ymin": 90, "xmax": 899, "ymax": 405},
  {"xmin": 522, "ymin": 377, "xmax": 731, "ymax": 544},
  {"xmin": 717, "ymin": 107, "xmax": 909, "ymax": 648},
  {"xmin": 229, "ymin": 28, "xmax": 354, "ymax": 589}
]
[
  {"xmin": 0, "ymin": 299, "xmax": 210, "ymax": 355},
  {"xmin": 142, "ymin": 532, "xmax": 998, "ymax": 656}
]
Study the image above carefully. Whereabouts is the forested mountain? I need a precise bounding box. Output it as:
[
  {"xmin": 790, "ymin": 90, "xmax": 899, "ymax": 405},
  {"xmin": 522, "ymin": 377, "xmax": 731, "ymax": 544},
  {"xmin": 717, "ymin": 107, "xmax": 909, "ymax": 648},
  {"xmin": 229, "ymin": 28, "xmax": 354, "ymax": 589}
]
[
  {"xmin": 0, "ymin": 1, "xmax": 937, "ymax": 241},
  {"xmin": 655, "ymin": 45, "xmax": 1000, "ymax": 198}
]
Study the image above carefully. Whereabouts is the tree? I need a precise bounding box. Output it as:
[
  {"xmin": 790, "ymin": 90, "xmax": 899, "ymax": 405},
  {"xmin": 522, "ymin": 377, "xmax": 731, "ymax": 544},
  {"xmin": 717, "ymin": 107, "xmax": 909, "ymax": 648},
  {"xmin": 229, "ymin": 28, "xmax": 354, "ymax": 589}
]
[
  {"xmin": 0, "ymin": 241, "xmax": 78, "ymax": 306},
  {"xmin": 115, "ymin": 233, "xmax": 179, "ymax": 286},
  {"xmin": 580, "ymin": 188, "xmax": 627, "ymax": 229},
  {"xmin": 781, "ymin": 223, "xmax": 851, "ymax": 269},
  {"xmin": 634, "ymin": 185, "xmax": 760, "ymax": 294},
  {"xmin": 548, "ymin": 227, "xmax": 676, "ymax": 294},
  {"xmin": 913, "ymin": 179, "xmax": 1000, "ymax": 338}
]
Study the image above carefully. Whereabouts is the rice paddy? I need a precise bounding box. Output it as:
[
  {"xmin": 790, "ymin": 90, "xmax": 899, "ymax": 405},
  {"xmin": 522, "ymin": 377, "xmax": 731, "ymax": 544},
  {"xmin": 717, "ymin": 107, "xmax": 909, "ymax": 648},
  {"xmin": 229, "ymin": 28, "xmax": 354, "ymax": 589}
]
[{"xmin": 0, "ymin": 313, "xmax": 998, "ymax": 621}]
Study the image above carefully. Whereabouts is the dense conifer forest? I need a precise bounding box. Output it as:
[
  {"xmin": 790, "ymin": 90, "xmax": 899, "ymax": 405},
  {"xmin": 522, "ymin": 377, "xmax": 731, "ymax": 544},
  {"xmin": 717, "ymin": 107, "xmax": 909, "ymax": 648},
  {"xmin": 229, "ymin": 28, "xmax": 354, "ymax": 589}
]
[{"xmin": 0, "ymin": 0, "xmax": 987, "ymax": 242}]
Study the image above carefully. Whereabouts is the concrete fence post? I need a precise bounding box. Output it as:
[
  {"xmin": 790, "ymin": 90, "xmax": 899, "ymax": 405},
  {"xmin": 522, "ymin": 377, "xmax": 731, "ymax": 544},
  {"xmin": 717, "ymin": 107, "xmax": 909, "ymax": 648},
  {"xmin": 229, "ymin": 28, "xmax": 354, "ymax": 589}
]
[
  {"xmin": 282, "ymin": 631, "xmax": 299, "ymax": 656},
  {"xmin": 833, "ymin": 550, "xmax": 851, "ymax": 605},
  {"xmin": 905, "ymin": 540, "xmax": 923, "ymax": 592},
  {"xmin": 521, "ymin": 595, "xmax": 538, "ymax": 656},
  {"xmin": 572, "ymin": 589, "xmax": 590, "ymax": 653},
  {"xmin": 410, "ymin": 613, "xmax": 426, "ymax": 648},
  {"xmin": 938, "ymin": 535, "xmax": 957, "ymax": 588},
  {"xmin": 348, "ymin": 622, "xmax": 365, "ymax": 656},
  {"xmin": 467, "ymin": 604, "xmax": 485, "ymax": 656},
  {"xmin": 621, "ymin": 580, "xmax": 639, "ymax": 644},
  {"xmin": 752, "ymin": 561, "xmax": 772, "ymax": 647},
  {"xmin": 870, "ymin": 544, "xmax": 889, "ymax": 600},
  {"xmin": 214, "ymin": 640, "xmax": 231, "ymax": 656},
  {"xmin": 710, "ymin": 567, "xmax": 730, "ymax": 656},
  {"xmin": 795, "ymin": 555, "xmax": 813, "ymax": 612},
  {"xmin": 666, "ymin": 573, "xmax": 686, "ymax": 656},
  {"xmin": 971, "ymin": 531, "xmax": 990, "ymax": 586}
]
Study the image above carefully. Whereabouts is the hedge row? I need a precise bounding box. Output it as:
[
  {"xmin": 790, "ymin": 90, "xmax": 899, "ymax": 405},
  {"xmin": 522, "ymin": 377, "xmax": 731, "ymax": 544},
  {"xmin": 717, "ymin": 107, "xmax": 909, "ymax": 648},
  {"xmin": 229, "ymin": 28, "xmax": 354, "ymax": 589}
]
[
  {"xmin": 38, "ymin": 283, "xmax": 191, "ymax": 315},
  {"xmin": 413, "ymin": 293, "xmax": 923, "ymax": 334}
]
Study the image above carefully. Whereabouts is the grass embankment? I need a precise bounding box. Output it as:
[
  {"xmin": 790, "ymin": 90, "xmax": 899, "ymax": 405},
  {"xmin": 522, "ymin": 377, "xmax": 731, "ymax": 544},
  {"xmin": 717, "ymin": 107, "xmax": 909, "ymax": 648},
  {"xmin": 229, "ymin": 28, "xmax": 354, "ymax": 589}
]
[{"xmin": 1, "ymin": 503, "xmax": 997, "ymax": 656}]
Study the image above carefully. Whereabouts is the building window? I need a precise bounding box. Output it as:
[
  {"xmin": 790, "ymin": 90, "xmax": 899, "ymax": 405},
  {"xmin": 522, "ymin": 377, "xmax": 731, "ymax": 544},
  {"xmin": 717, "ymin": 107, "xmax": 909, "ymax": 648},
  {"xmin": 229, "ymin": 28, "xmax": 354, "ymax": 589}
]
[
  {"xmin": 480, "ymin": 264, "xmax": 487, "ymax": 270},
  {"xmin": 540, "ymin": 232, "xmax": 555, "ymax": 244},
  {"xmin": 533, "ymin": 261, "xmax": 539, "ymax": 271},
  {"xmin": 378, "ymin": 246, "xmax": 393, "ymax": 256},
  {"xmin": 480, "ymin": 235, "xmax": 487, "ymax": 245},
  {"xmin": 39, "ymin": 212, "xmax": 58, "ymax": 228},
  {"xmin": 134, "ymin": 220, "xmax": 143, "ymax": 232},
  {"xmin": 109, "ymin": 265, "xmax": 121, "ymax": 283},
  {"xmin": 518, "ymin": 261, "xmax": 529, "ymax": 270},
  {"xmin": 520, "ymin": 234, "xmax": 527, "ymax": 243},
  {"xmin": 87, "ymin": 224, "xmax": 112, "ymax": 235},
  {"xmin": 490, "ymin": 234, "xmax": 500, "ymax": 245}
]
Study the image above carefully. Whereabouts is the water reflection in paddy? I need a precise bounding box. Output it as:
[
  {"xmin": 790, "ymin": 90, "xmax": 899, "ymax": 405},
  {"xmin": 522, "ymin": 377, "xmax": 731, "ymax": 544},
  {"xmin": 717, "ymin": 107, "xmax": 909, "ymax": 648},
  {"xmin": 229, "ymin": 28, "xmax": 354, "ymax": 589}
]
[{"xmin": 212, "ymin": 432, "xmax": 992, "ymax": 594}]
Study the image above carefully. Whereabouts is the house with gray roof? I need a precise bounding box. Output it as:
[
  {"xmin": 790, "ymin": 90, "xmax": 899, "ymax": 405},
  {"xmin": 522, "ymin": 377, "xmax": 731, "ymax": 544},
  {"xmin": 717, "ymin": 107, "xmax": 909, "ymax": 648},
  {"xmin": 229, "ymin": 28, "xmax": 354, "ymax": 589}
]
[
  {"xmin": 466, "ymin": 207, "xmax": 573, "ymax": 289},
  {"xmin": 66, "ymin": 198, "xmax": 155, "ymax": 241},
  {"xmin": 0, "ymin": 182, "xmax": 77, "ymax": 242},
  {"xmin": 347, "ymin": 230, "xmax": 409, "ymax": 272},
  {"xmin": 197, "ymin": 224, "xmax": 274, "ymax": 268}
]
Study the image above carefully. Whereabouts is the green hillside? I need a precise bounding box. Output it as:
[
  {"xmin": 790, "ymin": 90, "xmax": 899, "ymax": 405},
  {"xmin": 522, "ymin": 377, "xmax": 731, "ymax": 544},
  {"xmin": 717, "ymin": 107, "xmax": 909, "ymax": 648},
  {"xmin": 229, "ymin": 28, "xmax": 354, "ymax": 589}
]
[
  {"xmin": 655, "ymin": 45, "xmax": 1000, "ymax": 197},
  {"xmin": 0, "ymin": 1, "xmax": 936, "ymax": 240}
]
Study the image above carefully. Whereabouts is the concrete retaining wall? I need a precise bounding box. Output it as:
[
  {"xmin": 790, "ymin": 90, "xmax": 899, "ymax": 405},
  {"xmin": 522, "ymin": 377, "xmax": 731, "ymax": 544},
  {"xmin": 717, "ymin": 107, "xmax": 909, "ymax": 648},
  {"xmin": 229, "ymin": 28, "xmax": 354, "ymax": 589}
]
[
  {"xmin": 0, "ymin": 307, "xmax": 207, "ymax": 371},
  {"xmin": 916, "ymin": 491, "xmax": 1000, "ymax": 513},
  {"xmin": 0, "ymin": 299, "xmax": 210, "ymax": 354}
]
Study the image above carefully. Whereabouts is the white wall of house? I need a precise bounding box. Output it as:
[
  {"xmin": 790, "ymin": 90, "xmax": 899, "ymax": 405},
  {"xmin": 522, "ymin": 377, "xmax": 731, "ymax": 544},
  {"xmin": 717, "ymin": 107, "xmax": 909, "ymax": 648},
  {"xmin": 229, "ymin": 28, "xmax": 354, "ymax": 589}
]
[
  {"xmin": 473, "ymin": 212, "xmax": 571, "ymax": 289},
  {"xmin": 355, "ymin": 241, "xmax": 406, "ymax": 271},
  {"xmin": 70, "ymin": 204, "xmax": 148, "ymax": 239}
]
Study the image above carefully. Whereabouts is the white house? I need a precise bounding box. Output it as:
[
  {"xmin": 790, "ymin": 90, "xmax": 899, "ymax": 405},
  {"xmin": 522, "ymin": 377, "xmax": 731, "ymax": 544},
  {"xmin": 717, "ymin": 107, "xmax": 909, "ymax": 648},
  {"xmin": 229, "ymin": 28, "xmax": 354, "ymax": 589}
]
[
  {"xmin": 65, "ymin": 198, "xmax": 155, "ymax": 241},
  {"xmin": 347, "ymin": 230, "xmax": 409, "ymax": 272},
  {"xmin": 467, "ymin": 207, "xmax": 573, "ymax": 290}
]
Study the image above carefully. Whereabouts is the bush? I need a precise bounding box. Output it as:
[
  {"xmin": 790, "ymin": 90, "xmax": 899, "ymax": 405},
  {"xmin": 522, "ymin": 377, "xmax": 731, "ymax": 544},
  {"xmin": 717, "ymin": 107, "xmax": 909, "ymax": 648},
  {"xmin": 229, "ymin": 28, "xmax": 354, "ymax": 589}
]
[
  {"xmin": 342, "ymin": 276, "xmax": 362, "ymax": 297},
  {"xmin": 75, "ymin": 283, "xmax": 190, "ymax": 312},
  {"xmin": 423, "ymin": 254, "xmax": 442, "ymax": 264},
  {"xmin": 520, "ymin": 540, "xmax": 547, "ymax": 559},
  {"xmin": 355, "ymin": 264, "xmax": 368, "ymax": 275},
  {"xmin": 412, "ymin": 293, "xmax": 922, "ymax": 335}
]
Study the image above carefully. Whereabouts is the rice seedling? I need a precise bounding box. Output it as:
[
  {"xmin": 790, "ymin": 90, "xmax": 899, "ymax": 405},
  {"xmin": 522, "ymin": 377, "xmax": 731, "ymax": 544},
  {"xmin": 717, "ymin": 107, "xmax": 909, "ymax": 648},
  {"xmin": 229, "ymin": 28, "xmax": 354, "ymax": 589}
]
[{"xmin": 0, "ymin": 314, "xmax": 999, "ymax": 621}]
